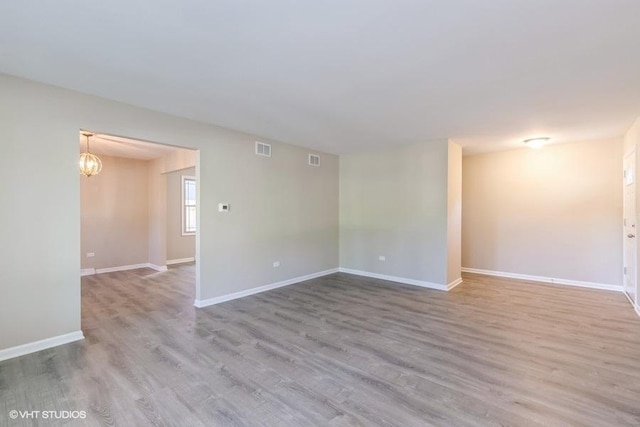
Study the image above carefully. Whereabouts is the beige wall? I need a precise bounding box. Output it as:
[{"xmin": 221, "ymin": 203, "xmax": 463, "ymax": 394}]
[
  {"xmin": 160, "ymin": 149, "xmax": 197, "ymax": 174},
  {"xmin": 148, "ymin": 157, "xmax": 167, "ymax": 269},
  {"xmin": 204, "ymin": 141, "xmax": 339, "ymax": 295},
  {"xmin": 624, "ymin": 117, "xmax": 640, "ymax": 155},
  {"xmin": 0, "ymin": 73, "xmax": 339, "ymax": 351},
  {"xmin": 81, "ymin": 155, "xmax": 150, "ymax": 270},
  {"xmin": 447, "ymin": 142, "xmax": 462, "ymax": 284},
  {"xmin": 166, "ymin": 167, "xmax": 196, "ymax": 261},
  {"xmin": 462, "ymin": 138, "xmax": 623, "ymax": 285},
  {"xmin": 0, "ymin": 81, "xmax": 81, "ymax": 350},
  {"xmin": 340, "ymin": 140, "xmax": 460, "ymax": 286}
]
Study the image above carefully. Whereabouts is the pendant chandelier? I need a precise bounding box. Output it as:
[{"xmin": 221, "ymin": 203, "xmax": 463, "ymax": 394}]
[{"xmin": 79, "ymin": 132, "xmax": 102, "ymax": 177}]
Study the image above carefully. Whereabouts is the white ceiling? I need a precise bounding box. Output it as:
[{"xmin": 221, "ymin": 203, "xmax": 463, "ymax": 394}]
[
  {"xmin": 2, "ymin": 1, "xmax": 640, "ymax": 155},
  {"xmin": 80, "ymin": 134, "xmax": 181, "ymax": 160}
]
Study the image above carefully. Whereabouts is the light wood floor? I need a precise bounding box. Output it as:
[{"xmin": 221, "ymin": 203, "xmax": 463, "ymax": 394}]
[{"xmin": 2, "ymin": 265, "xmax": 640, "ymax": 426}]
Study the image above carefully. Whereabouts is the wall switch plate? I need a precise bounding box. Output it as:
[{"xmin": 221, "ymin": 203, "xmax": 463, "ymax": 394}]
[
  {"xmin": 273, "ymin": 261, "xmax": 280, "ymax": 268},
  {"xmin": 87, "ymin": 252, "xmax": 95, "ymax": 258},
  {"xmin": 379, "ymin": 255, "xmax": 386, "ymax": 261},
  {"xmin": 218, "ymin": 203, "xmax": 230, "ymax": 212}
]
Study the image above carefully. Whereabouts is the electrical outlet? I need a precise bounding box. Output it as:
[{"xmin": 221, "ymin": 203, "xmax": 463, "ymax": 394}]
[
  {"xmin": 87, "ymin": 252, "xmax": 95, "ymax": 258},
  {"xmin": 379, "ymin": 255, "xmax": 386, "ymax": 261},
  {"xmin": 273, "ymin": 261, "xmax": 280, "ymax": 268}
]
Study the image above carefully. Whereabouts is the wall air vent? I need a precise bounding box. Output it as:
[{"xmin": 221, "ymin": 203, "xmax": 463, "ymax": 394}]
[
  {"xmin": 255, "ymin": 141, "xmax": 271, "ymax": 157},
  {"xmin": 309, "ymin": 154, "xmax": 320, "ymax": 166}
]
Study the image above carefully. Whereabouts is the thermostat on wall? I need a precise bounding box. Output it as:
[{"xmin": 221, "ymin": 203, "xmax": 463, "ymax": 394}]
[{"xmin": 218, "ymin": 203, "xmax": 230, "ymax": 212}]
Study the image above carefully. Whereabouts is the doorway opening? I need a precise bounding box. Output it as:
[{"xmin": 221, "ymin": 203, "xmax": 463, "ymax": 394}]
[{"xmin": 78, "ymin": 131, "xmax": 199, "ymax": 298}]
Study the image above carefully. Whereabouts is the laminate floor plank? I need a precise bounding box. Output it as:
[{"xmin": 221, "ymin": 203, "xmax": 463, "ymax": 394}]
[{"xmin": 2, "ymin": 265, "xmax": 640, "ymax": 426}]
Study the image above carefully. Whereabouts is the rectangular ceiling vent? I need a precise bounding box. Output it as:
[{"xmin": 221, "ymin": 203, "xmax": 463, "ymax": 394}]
[
  {"xmin": 309, "ymin": 154, "xmax": 320, "ymax": 166},
  {"xmin": 255, "ymin": 141, "xmax": 271, "ymax": 157}
]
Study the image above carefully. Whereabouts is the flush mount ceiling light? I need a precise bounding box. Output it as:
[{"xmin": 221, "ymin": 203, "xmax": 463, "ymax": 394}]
[
  {"xmin": 79, "ymin": 132, "xmax": 102, "ymax": 177},
  {"xmin": 524, "ymin": 137, "xmax": 550, "ymax": 149}
]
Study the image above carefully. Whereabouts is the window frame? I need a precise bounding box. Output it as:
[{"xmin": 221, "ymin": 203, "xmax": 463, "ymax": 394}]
[{"xmin": 181, "ymin": 175, "xmax": 197, "ymax": 236}]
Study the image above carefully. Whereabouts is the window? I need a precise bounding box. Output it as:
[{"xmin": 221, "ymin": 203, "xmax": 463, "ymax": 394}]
[{"xmin": 182, "ymin": 176, "xmax": 196, "ymax": 235}]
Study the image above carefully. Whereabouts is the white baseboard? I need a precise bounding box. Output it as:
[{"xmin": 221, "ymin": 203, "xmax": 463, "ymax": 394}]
[
  {"xmin": 624, "ymin": 292, "xmax": 640, "ymax": 318},
  {"xmin": 148, "ymin": 264, "xmax": 168, "ymax": 272},
  {"xmin": 338, "ymin": 268, "xmax": 448, "ymax": 291},
  {"xmin": 84, "ymin": 263, "xmax": 168, "ymax": 275},
  {"xmin": 194, "ymin": 268, "xmax": 339, "ymax": 308},
  {"xmin": 461, "ymin": 267, "xmax": 623, "ymax": 292},
  {"xmin": 447, "ymin": 277, "xmax": 463, "ymax": 291},
  {"xmin": 167, "ymin": 257, "xmax": 195, "ymax": 265},
  {"xmin": 95, "ymin": 263, "xmax": 150, "ymax": 274},
  {"xmin": 80, "ymin": 268, "xmax": 95, "ymax": 276},
  {"xmin": 0, "ymin": 331, "xmax": 84, "ymax": 363}
]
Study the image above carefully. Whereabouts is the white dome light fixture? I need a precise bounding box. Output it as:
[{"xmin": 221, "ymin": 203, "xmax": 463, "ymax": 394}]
[
  {"xmin": 524, "ymin": 137, "xmax": 550, "ymax": 149},
  {"xmin": 79, "ymin": 132, "xmax": 102, "ymax": 177}
]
